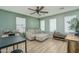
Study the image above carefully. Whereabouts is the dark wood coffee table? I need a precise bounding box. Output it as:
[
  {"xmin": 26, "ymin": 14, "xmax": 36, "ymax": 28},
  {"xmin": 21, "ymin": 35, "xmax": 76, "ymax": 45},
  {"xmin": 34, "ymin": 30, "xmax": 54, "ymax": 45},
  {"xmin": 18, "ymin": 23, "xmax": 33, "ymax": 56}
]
[{"xmin": 0, "ymin": 36, "xmax": 27, "ymax": 53}]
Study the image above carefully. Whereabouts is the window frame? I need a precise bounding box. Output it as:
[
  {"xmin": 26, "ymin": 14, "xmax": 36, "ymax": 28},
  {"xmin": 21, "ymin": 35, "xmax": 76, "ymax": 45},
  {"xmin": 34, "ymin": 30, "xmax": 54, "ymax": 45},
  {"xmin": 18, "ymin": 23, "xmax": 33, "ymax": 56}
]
[
  {"xmin": 49, "ymin": 18, "xmax": 56, "ymax": 32},
  {"xmin": 64, "ymin": 15, "xmax": 76, "ymax": 34},
  {"xmin": 40, "ymin": 20, "xmax": 45, "ymax": 31},
  {"xmin": 16, "ymin": 17, "xmax": 26, "ymax": 33}
]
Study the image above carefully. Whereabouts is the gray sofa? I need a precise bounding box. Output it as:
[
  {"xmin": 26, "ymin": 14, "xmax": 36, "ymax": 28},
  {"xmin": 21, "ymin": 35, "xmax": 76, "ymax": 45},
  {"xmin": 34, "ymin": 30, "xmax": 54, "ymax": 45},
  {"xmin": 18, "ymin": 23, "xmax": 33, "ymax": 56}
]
[{"xmin": 26, "ymin": 29, "xmax": 49, "ymax": 41}]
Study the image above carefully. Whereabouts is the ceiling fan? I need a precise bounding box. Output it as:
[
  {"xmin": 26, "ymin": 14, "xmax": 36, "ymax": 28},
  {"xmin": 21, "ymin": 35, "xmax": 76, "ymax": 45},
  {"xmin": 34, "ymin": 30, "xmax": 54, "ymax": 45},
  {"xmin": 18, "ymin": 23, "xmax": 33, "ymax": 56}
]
[{"xmin": 28, "ymin": 6, "xmax": 48, "ymax": 15}]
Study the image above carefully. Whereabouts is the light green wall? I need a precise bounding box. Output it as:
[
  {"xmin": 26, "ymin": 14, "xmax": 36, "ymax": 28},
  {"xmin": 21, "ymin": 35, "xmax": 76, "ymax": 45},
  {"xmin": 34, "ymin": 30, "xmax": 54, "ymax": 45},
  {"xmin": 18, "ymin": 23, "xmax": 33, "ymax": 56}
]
[
  {"xmin": 40, "ymin": 9, "xmax": 79, "ymax": 34},
  {"xmin": 1, "ymin": 8, "xmax": 79, "ymax": 34},
  {"xmin": 0, "ymin": 9, "xmax": 40, "ymax": 32},
  {"xmin": 27, "ymin": 17, "xmax": 40, "ymax": 29}
]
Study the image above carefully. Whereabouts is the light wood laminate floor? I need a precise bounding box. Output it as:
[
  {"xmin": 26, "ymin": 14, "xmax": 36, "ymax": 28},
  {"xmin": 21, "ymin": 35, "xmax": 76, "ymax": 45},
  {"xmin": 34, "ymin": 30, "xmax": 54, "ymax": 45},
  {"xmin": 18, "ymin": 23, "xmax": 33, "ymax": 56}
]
[
  {"xmin": 1, "ymin": 38, "xmax": 67, "ymax": 53},
  {"xmin": 27, "ymin": 39, "xmax": 67, "ymax": 53}
]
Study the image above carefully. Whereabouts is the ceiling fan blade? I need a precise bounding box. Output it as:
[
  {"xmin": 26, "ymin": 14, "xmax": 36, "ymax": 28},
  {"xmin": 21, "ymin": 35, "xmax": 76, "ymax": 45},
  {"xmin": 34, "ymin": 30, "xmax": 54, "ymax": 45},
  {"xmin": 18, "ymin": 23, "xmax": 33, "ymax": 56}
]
[
  {"xmin": 30, "ymin": 12, "xmax": 36, "ymax": 15},
  {"xmin": 36, "ymin": 6, "xmax": 40, "ymax": 10},
  {"xmin": 28, "ymin": 8, "xmax": 35, "ymax": 11},
  {"xmin": 40, "ymin": 11, "xmax": 48, "ymax": 13},
  {"xmin": 39, "ymin": 6, "xmax": 44, "ymax": 11}
]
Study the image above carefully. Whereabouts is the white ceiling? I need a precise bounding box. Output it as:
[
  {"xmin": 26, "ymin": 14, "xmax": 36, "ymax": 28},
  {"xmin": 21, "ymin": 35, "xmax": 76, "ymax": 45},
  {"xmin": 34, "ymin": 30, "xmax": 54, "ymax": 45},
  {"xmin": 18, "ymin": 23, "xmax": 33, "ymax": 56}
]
[{"xmin": 0, "ymin": 6, "xmax": 79, "ymax": 18}]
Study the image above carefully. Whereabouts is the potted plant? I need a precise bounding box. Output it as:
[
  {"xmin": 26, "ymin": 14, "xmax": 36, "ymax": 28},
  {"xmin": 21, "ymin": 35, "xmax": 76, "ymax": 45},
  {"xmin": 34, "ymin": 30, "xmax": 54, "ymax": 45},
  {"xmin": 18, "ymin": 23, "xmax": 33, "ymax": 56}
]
[{"xmin": 67, "ymin": 18, "xmax": 79, "ymax": 36}]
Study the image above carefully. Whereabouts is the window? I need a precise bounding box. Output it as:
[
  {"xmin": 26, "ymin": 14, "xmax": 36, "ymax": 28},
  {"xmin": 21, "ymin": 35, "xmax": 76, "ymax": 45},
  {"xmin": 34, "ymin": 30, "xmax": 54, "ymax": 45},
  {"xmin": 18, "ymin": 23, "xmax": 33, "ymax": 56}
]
[
  {"xmin": 64, "ymin": 15, "xmax": 76, "ymax": 34},
  {"xmin": 49, "ymin": 19, "xmax": 56, "ymax": 32},
  {"xmin": 16, "ymin": 17, "xmax": 26, "ymax": 33},
  {"xmin": 40, "ymin": 20, "xmax": 45, "ymax": 31}
]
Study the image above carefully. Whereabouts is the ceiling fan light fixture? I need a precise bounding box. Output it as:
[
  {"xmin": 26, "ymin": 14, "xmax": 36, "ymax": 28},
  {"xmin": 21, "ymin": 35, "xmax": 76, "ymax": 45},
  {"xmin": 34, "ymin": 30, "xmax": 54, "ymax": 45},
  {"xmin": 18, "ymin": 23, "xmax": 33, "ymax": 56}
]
[
  {"xmin": 28, "ymin": 6, "xmax": 48, "ymax": 15},
  {"xmin": 60, "ymin": 7, "xmax": 64, "ymax": 10}
]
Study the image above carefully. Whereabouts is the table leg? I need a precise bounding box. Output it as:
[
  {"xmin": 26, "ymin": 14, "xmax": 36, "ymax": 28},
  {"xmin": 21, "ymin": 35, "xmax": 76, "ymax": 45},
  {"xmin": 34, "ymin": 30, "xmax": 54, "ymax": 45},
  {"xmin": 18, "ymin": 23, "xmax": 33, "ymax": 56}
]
[
  {"xmin": 25, "ymin": 40, "xmax": 27, "ymax": 53},
  {"xmin": 17, "ymin": 44, "xmax": 18, "ymax": 49},
  {"xmin": 0, "ymin": 49, "xmax": 1, "ymax": 53},
  {"xmin": 13, "ymin": 45, "xmax": 15, "ymax": 50},
  {"xmin": 6, "ymin": 48, "xmax": 8, "ymax": 53},
  {"xmin": 67, "ymin": 41, "xmax": 69, "ymax": 53}
]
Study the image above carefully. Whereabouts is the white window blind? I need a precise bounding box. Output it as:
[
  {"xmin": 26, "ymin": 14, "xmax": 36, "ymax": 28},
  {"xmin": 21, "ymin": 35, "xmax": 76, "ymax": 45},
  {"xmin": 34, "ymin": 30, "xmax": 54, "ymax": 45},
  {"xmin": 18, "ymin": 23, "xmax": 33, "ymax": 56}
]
[
  {"xmin": 64, "ymin": 15, "xmax": 76, "ymax": 34},
  {"xmin": 49, "ymin": 19, "xmax": 56, "ymax": 32},
  {"xmin": 16, "ymin": 17, "xmax": 26, "ymax": 33},
  {"xmin": 40, "ymin": 20, "xmax": 45, "ymax": 31}
]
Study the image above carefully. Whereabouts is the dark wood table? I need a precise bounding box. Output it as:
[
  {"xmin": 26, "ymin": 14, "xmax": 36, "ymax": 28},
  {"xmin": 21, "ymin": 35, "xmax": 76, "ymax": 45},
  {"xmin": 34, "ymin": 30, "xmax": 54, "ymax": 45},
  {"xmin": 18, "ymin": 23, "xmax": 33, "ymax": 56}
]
[{"xmin": 0, "ymin": 36, "xmax": 27, "ymax": 53}]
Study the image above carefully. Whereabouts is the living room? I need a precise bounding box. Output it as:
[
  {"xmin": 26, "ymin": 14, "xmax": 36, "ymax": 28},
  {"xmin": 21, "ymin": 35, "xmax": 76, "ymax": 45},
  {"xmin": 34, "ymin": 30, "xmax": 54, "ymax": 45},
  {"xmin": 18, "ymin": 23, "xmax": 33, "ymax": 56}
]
[{"xmin": 0, "ymin": 6, "xmax": 79, "ymax": 53}]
